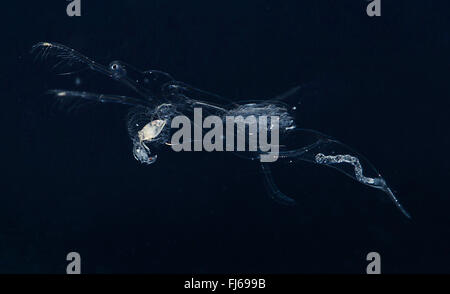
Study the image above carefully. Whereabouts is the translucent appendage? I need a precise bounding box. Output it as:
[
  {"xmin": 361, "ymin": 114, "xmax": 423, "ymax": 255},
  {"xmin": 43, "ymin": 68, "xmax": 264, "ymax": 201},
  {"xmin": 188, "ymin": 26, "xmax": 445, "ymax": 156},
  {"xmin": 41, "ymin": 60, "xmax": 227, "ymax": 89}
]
[{"xmin": 315, "ymin": 153, "xmax": 411, "ymax": 219}]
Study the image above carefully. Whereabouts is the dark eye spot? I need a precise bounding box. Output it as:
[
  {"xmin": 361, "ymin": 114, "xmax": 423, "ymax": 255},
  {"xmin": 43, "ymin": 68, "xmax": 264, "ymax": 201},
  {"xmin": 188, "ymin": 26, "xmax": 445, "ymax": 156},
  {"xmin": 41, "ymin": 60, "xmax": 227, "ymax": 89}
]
[{"xmin": 111, "ymin": 63, "xmax": 118, "ymax": 70}]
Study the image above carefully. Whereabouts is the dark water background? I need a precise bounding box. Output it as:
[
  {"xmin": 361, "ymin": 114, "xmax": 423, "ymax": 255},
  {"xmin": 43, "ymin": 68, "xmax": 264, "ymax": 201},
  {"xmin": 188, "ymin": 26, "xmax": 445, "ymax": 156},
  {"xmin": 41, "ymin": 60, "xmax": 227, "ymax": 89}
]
[{"xmin": 2, "ymin": 0, "xmax": 450, "ymax": 273}]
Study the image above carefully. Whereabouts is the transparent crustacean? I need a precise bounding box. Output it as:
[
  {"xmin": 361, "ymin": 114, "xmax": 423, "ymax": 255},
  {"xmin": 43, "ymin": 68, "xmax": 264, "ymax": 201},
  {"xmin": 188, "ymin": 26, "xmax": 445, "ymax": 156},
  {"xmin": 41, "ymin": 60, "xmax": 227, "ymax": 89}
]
[{"xmin": 31, "ymin": 41, "xmax": 411, "ymax": 218}]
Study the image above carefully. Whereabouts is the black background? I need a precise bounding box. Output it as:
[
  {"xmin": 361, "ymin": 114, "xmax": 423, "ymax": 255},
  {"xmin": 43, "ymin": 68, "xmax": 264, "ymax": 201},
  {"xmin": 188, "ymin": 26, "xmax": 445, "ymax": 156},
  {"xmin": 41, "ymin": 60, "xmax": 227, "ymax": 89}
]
[{"xmin": 2, "ymin": 0, "xmax": 450, "ymax": 273}]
